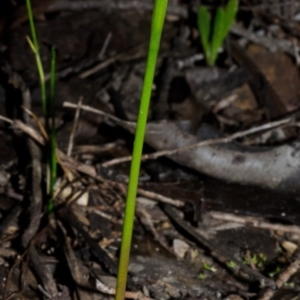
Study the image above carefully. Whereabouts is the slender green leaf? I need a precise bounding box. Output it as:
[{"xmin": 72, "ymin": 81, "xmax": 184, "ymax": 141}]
[
  {"xmin": 115, "ymin": 0, "xmax": 168, "ymax": 299},
  {"xmin": 25, "ymin": 0, "xmax": 47, "ymax": 117},
  {"xmin": 223, "ymin": 0, "xmax": 238, "ymax": 40},
  {"xmin": 197, "ymin": 6, "xmax": 211, "ymax": 65},
  {"xmin": 210, "ymin": 7, "xmax": 225, "ymax": 66},
  {"xmin": 26, "ymin": 0, "xmax": 57, "ymax": 213},
  {"xmin": 25, "ymin": 0, "xmax": 39, "ymax": 54}
]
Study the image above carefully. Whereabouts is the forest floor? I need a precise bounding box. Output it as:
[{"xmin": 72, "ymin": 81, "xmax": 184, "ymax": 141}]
[{"xmin": 1, "ymin": 0, "xmax": 300, "ymax": 299}]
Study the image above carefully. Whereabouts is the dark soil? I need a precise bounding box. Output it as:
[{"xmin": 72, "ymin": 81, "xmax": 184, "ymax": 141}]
[{"xmin": 1, "ymin": 1, "xmax": 300, "ymax": 299}]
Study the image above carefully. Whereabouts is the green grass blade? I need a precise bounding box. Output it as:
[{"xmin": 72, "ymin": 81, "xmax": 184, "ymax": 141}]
[
  {"xmin": 223, "ymin": 0, "xmax": 238, "ymax": 39},
  {"xmin": 25, "ymin": 0, "xmax": 47, "ymax": 117},
  {"xmin": 115, "ymin": 0, "xmax": 168, "ymax": 299},
  {"xmin": 210, "ymin": 7, "xmax": 225, "ymax": 66},
  {"xmin": 197, "ymin": 6, "xmax": 211, "ymax": 65},
  {"xmin": 26, "ymin": 0, "xmax": 57, "ymax": 212},
  {"xmin": 25, "ymin": 0, "xmax": 39, "ymax": 55}
]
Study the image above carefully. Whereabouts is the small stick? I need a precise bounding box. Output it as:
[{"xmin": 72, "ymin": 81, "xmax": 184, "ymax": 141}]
[
  {"xmin": 67, "ymin": 97, "xmax": 83, "ymax": 156},
  {"xmin": 22, "ymin": 106, "xmax": 48, "ymax": 139},
  {"xmin": 98, "ymin": 32, "xmax": 112, "ymax": 59},
  {"xmin": 210, "ymin": 211, "xmax": 300, "ymax": 234},
  {"xmin": 258, "ymin": 259, "xmax": 300, "ymax": 300},
  {"xmin": 137, "ymin": 207, "xmax": 173, "ymax": 254},
  {"xmin": 136, "ymin": 188, "xmax": 184, "ymax": 207},
  {"xmin": 63, "ymin": 101, "xmax": 135, "ymax": 126},
  {"xmin": 0, "ymin": 115, "xmax": 13, "ymax": 124},
  {"xmin": 83, "ymin": 206, "xmax": 121, "ymax": 224},
  {"xmin": 62, "ymin": 102, "xmax": 293, "ymax": 166},
  {"xmin": 102, "ymin": 117, "xmax": 292, "ymax": 166},
  {"xmin": 95, "ymin": 278, "xmax": 154, "ymax": 300},
  {"xmin": 14, "ymin": 120, "xmax": 46, "ymax": 145}
]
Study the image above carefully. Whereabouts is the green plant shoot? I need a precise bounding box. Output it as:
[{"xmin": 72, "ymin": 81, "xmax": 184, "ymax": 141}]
[
  {"xmin": 197, "ymin": 0, "xmax": 238, "ymax": 66},
  {"xmin": 115, "ymin": 0, "xmax": 168, "ymax": 299},
  {"xmin": 25, "ymin": 0, "xmax": 46, "ymax": 116},
  {"xmin": 26, "ymin": 0, "xmax": 57, "ymax": 211}
]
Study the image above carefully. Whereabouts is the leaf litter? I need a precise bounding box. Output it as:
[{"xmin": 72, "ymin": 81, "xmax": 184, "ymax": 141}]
[{"xmin": 1, "ymin": 0, "xmax": 300, "ymax": 299}]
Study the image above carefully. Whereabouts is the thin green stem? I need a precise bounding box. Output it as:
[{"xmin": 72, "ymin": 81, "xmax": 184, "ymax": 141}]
[
  {"xmin": 26, "ymin": 0, "xmax": 57, "ymax": 212},
  {"xmin": 26, "ymin": 0, "xmax": 38, "ymax": 52},
  {"xmin": 115, "ymin": 1, "xmax": 168, "ymax": 300},
  {"xmin": 25, "ymin": 0, "xmax": 47, "ymax": 117}
]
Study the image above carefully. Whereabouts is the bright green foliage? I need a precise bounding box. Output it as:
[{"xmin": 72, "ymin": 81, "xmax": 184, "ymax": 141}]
[
  {"xmin": 115, "ymin": 0, "xmax": 168, "ymax": 299},
  {"xmin": 203, "ymin": 263, "xmax": 217, "ymax": 273},
  {"xmin": 243, "ymin": 252, "xmax": 267, "ymax": 269},
  {"xmin": 226, "ymin": 260, "xmax": 237, "ymax": 269},
  {"xmin": 197, "ymin": 0, "xmax": 238, "ymax": 66}
]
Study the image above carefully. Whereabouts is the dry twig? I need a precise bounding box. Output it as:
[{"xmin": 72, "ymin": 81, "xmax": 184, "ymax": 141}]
[
  {"xmin": 0, "ymin": 114, "xmax": 185, "ymax": 208},
  {"xmin": 62, "ymin": 102, "xmax": 293, "ymax": 167},
  {"xmin": 137, "ymin": 206, "xmax": 173, "ymax": 253},
  {"xmin": 95, "ymin": 278, "xmax": 154, "ymax": 300},
  {"xmin": 258, "ymin": 259, "xmax": 300, "ymax": 300},
  {"xmin": 67, "ymin": 97, "xmax": 83, "ymax": 156},
  {"xmin": 210, "ymin": 211, "xmax": 300, "ymax": 234}
]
